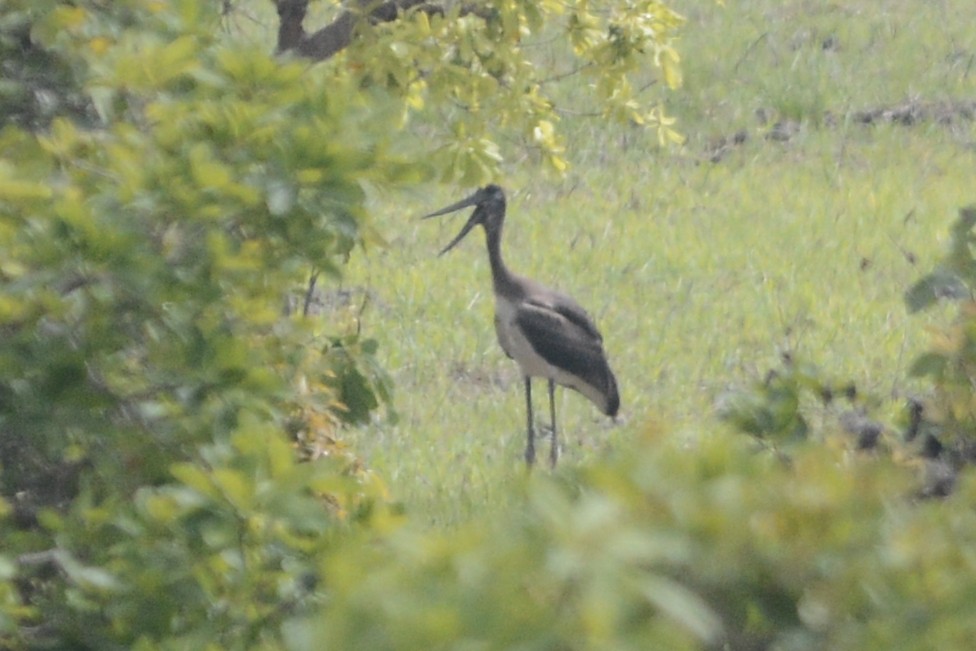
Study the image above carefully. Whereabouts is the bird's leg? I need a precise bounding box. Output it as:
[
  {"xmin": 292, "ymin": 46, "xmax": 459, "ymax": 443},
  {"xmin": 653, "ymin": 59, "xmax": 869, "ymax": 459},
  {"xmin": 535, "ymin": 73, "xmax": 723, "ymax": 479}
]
[
  {"xmin": 548, "ymin": 379, "xmax": 559, "ymax": 468},
  {"xmin": 524, "ymin": 376, "xmax": 536, "ymax": 466}
]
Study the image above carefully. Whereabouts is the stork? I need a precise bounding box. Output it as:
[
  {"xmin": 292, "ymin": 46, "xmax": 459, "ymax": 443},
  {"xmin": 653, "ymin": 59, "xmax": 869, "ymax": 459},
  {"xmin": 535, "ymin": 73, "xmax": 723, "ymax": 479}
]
[{"xmin": 424, "ymin": 185, "xmax": 619, "ymax": 468}]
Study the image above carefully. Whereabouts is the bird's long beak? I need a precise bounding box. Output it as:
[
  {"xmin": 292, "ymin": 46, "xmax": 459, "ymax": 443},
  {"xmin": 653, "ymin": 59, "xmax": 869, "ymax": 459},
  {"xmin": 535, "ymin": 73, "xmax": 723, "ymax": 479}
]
[
  {"xmin": 422, "ymin": 191, "xmax": 480, "ymax": 219},
  {"xmin": 422, "ymin": 191, "xmax": 483, "ymax": 256}
]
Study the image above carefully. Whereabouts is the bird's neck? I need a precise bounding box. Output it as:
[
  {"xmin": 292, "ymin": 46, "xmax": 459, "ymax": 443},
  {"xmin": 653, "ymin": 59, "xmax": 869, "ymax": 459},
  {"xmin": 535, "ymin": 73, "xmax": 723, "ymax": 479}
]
[{"xmin": 485, "ymin": 225, "xmax": 518, "ymax": 296}]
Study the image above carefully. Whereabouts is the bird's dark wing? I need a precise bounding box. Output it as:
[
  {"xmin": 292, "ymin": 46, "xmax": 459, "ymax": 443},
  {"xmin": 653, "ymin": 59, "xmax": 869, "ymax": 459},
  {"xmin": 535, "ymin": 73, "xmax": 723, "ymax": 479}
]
[
  {"xmin": 516, "ymin": 298, "xmax": 615, "ymax": 395},
  {"xmin": 532, "ymin": 287, "xmax": 604, "ymax": 343}
]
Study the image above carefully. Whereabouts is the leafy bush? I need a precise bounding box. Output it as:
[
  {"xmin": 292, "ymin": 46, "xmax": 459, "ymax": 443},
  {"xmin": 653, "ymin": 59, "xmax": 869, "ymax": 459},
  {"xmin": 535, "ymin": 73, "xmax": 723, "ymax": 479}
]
[
  {"xmin": 0, "ymin": 3, "xmax": 399, "ymax": 647},
  {"xmin": 719, "ymin": 204, "xmax": 976, "ymax": 497},
  {"xmin": 905, "ymin": 206, "xmax": 976, "ymax": 459},
  {"xmin": 280, "ymin": 428, "xmax": 976, "ymax": 651}
]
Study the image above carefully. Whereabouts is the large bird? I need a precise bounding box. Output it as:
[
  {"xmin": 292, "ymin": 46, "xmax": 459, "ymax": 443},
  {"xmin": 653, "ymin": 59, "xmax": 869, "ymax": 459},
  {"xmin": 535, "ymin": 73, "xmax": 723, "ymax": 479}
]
[{"xmin": 424, "ymin": 184, "xmax": 619, "ymax": 467}]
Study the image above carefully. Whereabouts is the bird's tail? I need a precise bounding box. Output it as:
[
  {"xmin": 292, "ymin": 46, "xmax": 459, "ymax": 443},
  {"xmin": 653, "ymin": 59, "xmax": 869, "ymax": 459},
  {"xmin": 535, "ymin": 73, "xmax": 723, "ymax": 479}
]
[{"xmin": 603, "ymin": 367, "xmax": 620, "ymax": 417}]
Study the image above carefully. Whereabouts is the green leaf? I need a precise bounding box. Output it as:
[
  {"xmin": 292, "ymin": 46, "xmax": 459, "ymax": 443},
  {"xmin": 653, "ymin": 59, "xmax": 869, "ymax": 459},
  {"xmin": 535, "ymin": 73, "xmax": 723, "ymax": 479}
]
[
  {"xmin": 188, "ymin": 143, "xmax": 232, "ymax": 191},
  {"xmin": 55, "ymin": 551, "xmax": 121, "ymax": 592},
  {"xmin": 904, "ymin": 268, "xmax": 968, "ymax": 313},
  {"xmin": 909, "ymin": 351, "xmax": 948, "ymax": 378},
  {"xmin": 637, "ymin": 575, "xmax": 723, "ymax": 643},
  {"xmin": 211, "ymin": 468, "xmax": 253, "ymax": 510},
  {"xmin": 0, "ymin": 177, "xmax": 52, "ymax": 201},
  {"xmin": 266, "ymin": 179, "xmax": 296, "ymax": 216},
  {"xmin": 171, "ymin": 463, "xmax": 218, "ymax": 499}
]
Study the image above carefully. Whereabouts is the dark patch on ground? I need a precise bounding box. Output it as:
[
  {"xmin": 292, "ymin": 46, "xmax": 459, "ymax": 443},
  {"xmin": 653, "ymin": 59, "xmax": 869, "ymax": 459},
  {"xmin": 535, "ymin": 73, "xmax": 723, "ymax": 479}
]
[
  {"xmin": 703, "ymin": 98, "xmax": 976, "ymax": 162},
  {"xmin": 851, "ymin": 99, "xmax": 976, "ymax": 126},
  {"xmin": 705, "ymin": 129, "xmax": 749, "ymax": 163}
]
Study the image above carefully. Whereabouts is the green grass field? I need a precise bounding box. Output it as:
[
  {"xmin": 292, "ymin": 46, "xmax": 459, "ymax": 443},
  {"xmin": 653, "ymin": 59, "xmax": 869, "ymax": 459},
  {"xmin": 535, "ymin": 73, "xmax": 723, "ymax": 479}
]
[{"xmin": 339, "ymin": 0, "xmax": 976, "ymax": 525}]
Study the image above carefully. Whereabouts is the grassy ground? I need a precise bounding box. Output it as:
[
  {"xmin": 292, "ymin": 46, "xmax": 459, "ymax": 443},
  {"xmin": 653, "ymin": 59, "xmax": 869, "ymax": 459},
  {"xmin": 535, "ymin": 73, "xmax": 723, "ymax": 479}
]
[{"xmin": 339, "ymin": 0, "xmax": 976, "ymax": 525}]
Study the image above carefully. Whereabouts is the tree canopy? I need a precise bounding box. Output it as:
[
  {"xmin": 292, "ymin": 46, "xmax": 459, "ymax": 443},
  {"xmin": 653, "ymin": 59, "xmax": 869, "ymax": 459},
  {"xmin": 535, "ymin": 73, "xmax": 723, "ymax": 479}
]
[{"xmin": 266, "ymin": 0, "xmax": 687, "ymax": 178}]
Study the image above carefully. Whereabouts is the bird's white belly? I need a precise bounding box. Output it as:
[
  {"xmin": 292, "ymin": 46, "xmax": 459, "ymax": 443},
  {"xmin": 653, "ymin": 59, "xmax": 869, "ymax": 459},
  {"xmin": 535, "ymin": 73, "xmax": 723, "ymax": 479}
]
[{"xmin": 495, "ymin": 298, "xmax": 573, "ymax": 385}]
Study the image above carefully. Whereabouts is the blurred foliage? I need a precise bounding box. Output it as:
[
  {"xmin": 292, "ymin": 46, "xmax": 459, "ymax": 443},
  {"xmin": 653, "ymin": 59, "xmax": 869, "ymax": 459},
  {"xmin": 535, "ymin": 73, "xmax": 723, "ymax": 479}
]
[
  {"xmin": 904, "ymin": 207, "xmax": 976, "ymax": 314},
  {"xmin": 719, "ymin": 357, "xmax": 847, "ymax": 448},
  {"xmin": 904, "ymin": 206, "xmax": 976, "ymax": 462},
  {"xmin": 716, "ymin": 354, "xmax": 892, "ymax": 456},
  {"xmin": 720, "ymin": 203, "xmax": 976, "ymax": 489},
  {"xmin": 0, "ymin": 0, "xmax": 402, "ymax": 646},
  {"xmin": 0, "ymin": 1, "xmax": 103, "ymax": 130},
  {"xmin": 293, "ymin": 430, "xmax": 976, "ymax": 651}
]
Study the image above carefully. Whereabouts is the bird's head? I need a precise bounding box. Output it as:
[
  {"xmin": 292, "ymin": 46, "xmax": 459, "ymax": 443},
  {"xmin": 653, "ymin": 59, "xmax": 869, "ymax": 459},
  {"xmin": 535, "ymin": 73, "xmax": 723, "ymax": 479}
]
[{"xmin": 423, "ymin": 184, "xmax": 507, "ymax": 255}]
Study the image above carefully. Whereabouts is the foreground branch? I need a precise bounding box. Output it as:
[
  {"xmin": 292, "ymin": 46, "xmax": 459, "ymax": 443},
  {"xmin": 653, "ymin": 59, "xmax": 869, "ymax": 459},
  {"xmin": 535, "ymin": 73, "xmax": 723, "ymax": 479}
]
[
  {"xmin": 273, "ymin": 0, "xmax": 486, "ymax": 61},
  {"xmin": 273, "ymin": 0, "xmax": 434, "ymax": 60}
]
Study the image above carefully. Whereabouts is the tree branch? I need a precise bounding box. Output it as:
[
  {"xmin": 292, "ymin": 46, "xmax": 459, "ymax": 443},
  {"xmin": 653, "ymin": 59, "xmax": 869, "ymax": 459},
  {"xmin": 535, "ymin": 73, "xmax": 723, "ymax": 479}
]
[
  {"xmin": 273, "ymin": 0, "xmax": 482, "ymax": 61},
  {"xmin": 274, "ymin": 0, "xmax": 309, "ymax": 53},
  {"xmin": 17, "ymin": 549, "xmax": 62, "ymax": 570}
]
